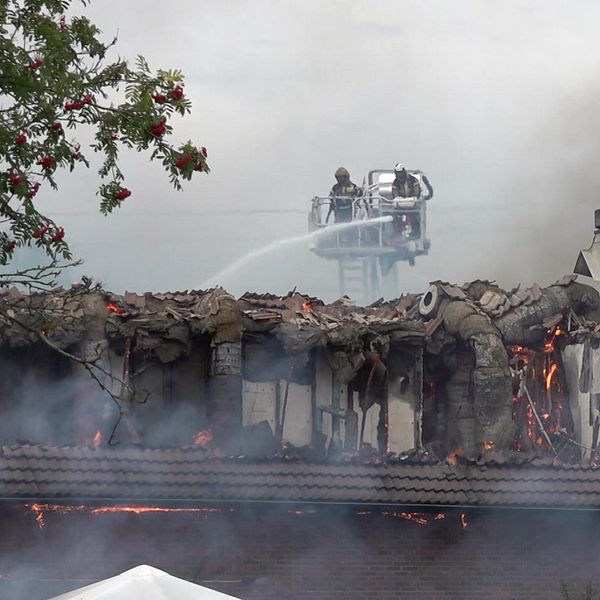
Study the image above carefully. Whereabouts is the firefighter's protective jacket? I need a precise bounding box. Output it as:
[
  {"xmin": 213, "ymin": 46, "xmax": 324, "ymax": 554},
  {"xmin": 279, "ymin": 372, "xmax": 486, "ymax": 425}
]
[
  {"xmin": 329, "ymin": 181, "xmax": 361, "ymax": 222},
  {"xmin": 392, "ymin": 175, "xmax": 421, "ymax": 199}
]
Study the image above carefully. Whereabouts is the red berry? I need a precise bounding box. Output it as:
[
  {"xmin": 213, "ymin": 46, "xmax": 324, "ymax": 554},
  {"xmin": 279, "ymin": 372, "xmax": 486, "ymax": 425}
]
[
  {"xmin": 169, "ymin": 85, "xmax": 184, "ymax": 101},
  {"xmin": 201, "ymin": 146, "xmax": 208, "ymax": 158},
  {"xmin": 152, "ymin": 93, "xmax": 167, "ymax": 104},
  {"xmin": 15, "ymin": 133, "xmax": 27, "ymax": 145},
  {"xmin": 4, "ymin": 241, "xmax": 16, "ymax": 253},
  {"xmin": 28, "ymin": 58, "xmax": 43, "ymax": 70},
  {"xmin": 114, "ymin": 188, "xmax": 132, "ymax": 201},
  {"xmin": 51, "ymin": 228, "xmax": 65, "ymax": 243},
  {"xmin": 28, "ymin": 182, "xmax": 41, "ymax": 198},
  {"xmin": 175, "ymin": 154, "xmax": 193, "ymax": 170},
  {"xmin": 150, "ymin": 118, "xmax": 167, "ymax": 137},
  {"xmin": 51, "ymin": 122, "xmax": 63, "ymax": 132},
  {"xmin": 64, "ymin": 100, "xmax": 85, "ymax": 111},
  {"xmin": 9, "ymin": 173, "xmax": 22, "ymax": 188},
  {"xmin": 194, "ymin": 162, "xmax": 203, "ymax": 172},
  {"xmin": 32, "ymin": 226, "xmax": 50, "ymax": 239},
  {"xmin": 58, "ymin": 16, "xmax": 67, "ymax": 32},
  {"xmin": 37, "ymin": 156, "xmax": 55, "ymax": 170},
  {"xmin": 83, "ymin": 94, "xmax": 94, "ymax": 105},
  {"xmin": 111, "ymin": 134, "xmax": 119, "ymax": 141}
]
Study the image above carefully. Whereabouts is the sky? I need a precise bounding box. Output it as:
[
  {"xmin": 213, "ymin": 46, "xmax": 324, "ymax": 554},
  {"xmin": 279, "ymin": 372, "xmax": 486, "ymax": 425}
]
[{"xmin": 11, "ymin": 0, "xmax": 600, "ymax": 300}]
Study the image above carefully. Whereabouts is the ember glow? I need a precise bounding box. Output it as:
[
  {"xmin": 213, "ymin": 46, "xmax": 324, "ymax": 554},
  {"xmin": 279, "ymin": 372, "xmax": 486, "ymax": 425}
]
[
  {"xmin": 287, "ymin": 508, "xmax": 317, "ymax": 517},
  {"xmin": 544, "ymin": 327, "xmax": 564, "ymax": 354},
  {"xmin": 92, "ymin": 430, "xmax": 102, "ymax": 447},
  {"xmin": 381, "ymin": 511, "xmax": 451, "ymax": 526},
  {"xmin": 193, "ymin": 429, "xmax": 214, "ymax": 447},
  {"xmin": 447, "ymin": 448, "xmax": 464, "ymax": 465},
  {"xmin": 23, "ymin": 503, "xmax": 460, "ymax": 531},
  {"xmin": 27, "ymin": 503, "xmax": 82, "ymax": 528},
  {"xmin": 510, "ymin": 323, "xmax": 573, "ymax": 452},
  {"xmin": 545, "ymin": 362, "xmax": 559, "ymax": 390},
  {"xmin": 25, "ymin": 503, "xmax": 222, "ymax": 528},
  {"xmin": 302, "ymin": 301, "xmax": 313, "ymax": 313},
  {"xmin": 105, "ymin": 302, "xmax": 125, "ymax": 315},
  {"xmin": 90, "ymin": 506, "xmax": 220, "ymax": 516}
]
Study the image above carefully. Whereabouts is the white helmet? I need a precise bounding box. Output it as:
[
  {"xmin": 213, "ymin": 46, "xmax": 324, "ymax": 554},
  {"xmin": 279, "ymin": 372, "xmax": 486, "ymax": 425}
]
[{"xmin": 394, "ymin": 162, "xmax": 405, "ymax": 173}]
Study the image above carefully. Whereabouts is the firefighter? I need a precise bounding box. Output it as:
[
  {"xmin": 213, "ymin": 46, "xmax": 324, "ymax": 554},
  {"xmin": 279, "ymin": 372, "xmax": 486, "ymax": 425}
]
[
  {"xmin": 326, "ymin": 167, "xmax": 361, "ymax": 223},
  {"xmin": 391, "ymin": 163, "xmax": 421, "ymax": 199}
]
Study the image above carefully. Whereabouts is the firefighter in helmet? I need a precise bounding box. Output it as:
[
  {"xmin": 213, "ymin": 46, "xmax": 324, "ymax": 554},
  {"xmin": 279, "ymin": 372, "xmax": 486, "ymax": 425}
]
[
  {"xmin": 391, "ymin": 163, "xmax": 421, "ymax": 199},
  {"xmin": 326, "ymin": 167, "xmax": 361, "ymax": 223}
]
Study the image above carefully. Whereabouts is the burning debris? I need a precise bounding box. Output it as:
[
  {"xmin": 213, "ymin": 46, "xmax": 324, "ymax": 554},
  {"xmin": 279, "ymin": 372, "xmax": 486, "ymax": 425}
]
[
  {"xmin": 25, "ymin": 503, "xmax": 224, "ymax": 529},
  {"xmin": 22, "ymin": 501, "xmax": 465, "ymax": 531},
  {"xmin": 0, "ymin": 275, "xmax": 599, "ymax": 467},
  {"xmin": 193, "ymin": 429, "xmax": 214, "ymax": 447}
]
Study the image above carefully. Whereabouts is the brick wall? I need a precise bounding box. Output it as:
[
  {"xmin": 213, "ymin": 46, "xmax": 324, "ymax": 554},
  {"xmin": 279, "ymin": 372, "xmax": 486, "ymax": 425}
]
[{"xmin": 1, "ymin": 504, "xmax": 599, "ymax": 599}]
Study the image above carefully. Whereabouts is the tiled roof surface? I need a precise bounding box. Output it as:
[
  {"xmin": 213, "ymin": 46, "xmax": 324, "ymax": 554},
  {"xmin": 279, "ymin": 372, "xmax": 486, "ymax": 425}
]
[{"xmin": 2, "ymin": 445, "xmax": 600, "ymax": 509}]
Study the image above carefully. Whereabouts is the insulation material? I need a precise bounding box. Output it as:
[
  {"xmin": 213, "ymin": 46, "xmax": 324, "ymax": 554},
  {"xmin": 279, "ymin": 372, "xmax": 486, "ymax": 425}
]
[
  {"xmin": 593, "ymin": 346, "xmax": 600, "ymax": 395},
  {"xmin": 357, "ymin": 403, "xmax": 380, "ymax": 449},
  {"xmin": 562, "ymin": 344, "xmax": 593, "ymax": 451},
  {"xmin": 387, "ymin": 395, "xmax": 415, "ymax": 454},
  {"xmin": 280, "ymin": 382, "xmax": 312, "ymax": 447},
  {"xmin": 242, "ymin": 380, "xmax": 276, "ymax": 435},
  {"xmin": 387, "ymin": 348, "xmax": 422, "ymax": 454}
]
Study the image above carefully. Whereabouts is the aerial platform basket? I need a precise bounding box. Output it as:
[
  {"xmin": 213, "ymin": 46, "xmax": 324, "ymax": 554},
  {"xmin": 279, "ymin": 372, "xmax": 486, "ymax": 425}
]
[{"xmin": 308, "ymin": 169, "xmax": 432, "ymax": 303}]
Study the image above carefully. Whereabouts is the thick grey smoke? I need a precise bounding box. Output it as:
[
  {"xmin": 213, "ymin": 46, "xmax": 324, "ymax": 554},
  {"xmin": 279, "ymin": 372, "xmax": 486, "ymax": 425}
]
[{"xmin": 7, "ymin": 0, "xmax": 600, "ymax": 300}]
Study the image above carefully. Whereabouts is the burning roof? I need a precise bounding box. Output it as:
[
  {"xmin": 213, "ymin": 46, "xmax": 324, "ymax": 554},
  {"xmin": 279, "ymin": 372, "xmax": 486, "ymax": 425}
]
[
  {"xmin": 2, "ymin": 275, "xmax": 600, "ymax": 488},
  {"xmin": 0, "ymin": 284, "xmax": 424, "ymax": 361}
]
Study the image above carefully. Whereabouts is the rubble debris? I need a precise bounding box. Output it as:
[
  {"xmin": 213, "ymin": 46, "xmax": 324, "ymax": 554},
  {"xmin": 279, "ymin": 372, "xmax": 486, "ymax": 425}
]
[{"xmin": 1, "ymin": 276, "xmax": 600, "ymax": 467}]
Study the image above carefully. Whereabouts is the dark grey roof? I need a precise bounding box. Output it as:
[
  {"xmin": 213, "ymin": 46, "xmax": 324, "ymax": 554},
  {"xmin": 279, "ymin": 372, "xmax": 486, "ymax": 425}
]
[{"xmin": 2, "ymin": 445, "xmax": 600, "ymax": 509}]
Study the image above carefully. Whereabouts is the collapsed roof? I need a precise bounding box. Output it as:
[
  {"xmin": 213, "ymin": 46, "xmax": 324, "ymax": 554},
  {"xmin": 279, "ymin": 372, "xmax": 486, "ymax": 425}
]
[{"xmin": 1, "ymin": 275, "xmax": 600, "ymax": 509}]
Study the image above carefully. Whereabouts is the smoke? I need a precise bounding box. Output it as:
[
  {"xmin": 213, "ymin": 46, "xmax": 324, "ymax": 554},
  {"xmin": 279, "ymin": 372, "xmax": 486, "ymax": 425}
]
[
  {"xmin": 201, "ymin": 216, "xmax": 392, "ymax": 289},
  {"xmin": 3, "ymin": 504, "xmax": 600, "ymax": 600},
  {"xmin": 4, "ymin": 0, "xmax": 590, "ymax": 300}
]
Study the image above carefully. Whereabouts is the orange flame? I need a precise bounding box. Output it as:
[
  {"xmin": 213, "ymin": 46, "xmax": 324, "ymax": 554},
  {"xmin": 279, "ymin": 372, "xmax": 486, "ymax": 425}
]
[
  {"xmin": 447, "ymin": 448, "xmax": 464, "ymax": 465},
  {"xmin": 27, "ymin": 503, "xmax": 81, "ymax": 528},
  {"xmin": 92, "ymin": 430, "xmax": 102, "ymax": 448},
  {"xmin": 380, "ymin": 512, "xmax": 453, "ymax": 526},
  {"xmin": 382, "ymin": 511, "xmax": 430, "ymax": 525},
  {"xmin": 106, "ymin": 302, "xmax": 125, "ymax": 315},
  {"xmin": 193, "ymin": 429, "xmax": 214, "ymax": 447},
  {"xmin": 483, "ymin": 441, "xmax": 494, "ymax": 451},
  {"xmin": 90, "ymin": 506, "xmax": 220, "ymax": 516},
  {"xmin": 26, "ymin": 503, "xmax": 222, "ymax": 528},
  {"xmin": 544, "ymin": 327, "xmax": 563, "ymax": 354},
  {"xmin": 302, "ymin": 301, "xmax": 313, "ymax": 313},
  {"xmin": 545, "ymin": 363, "xmax": 559, "ymax": 390}
]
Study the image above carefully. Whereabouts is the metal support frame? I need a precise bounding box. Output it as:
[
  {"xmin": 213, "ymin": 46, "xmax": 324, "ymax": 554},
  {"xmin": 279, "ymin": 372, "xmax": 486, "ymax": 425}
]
[{"xmin": 338, "ymin": 255, "xmax": 382, "ymax": 305}]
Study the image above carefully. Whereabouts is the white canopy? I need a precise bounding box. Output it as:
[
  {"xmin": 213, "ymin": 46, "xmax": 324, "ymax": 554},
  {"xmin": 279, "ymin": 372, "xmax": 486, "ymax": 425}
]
[{"xmin": 48, "ymin": 565, "xmax": 242, "ymax": 600}]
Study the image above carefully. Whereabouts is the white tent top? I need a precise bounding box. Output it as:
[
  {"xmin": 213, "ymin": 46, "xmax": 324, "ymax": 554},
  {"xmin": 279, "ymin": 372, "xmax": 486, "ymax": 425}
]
[{"xmin": 48, "ymin": 565, "xmax": 242, "ymax": 600}]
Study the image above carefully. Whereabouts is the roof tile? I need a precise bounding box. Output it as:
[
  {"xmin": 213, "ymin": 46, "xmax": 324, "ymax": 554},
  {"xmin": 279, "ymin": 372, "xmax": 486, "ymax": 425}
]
[{"xmin": 3, "ymin": 445, "xmax": 600, "ymax": 508}]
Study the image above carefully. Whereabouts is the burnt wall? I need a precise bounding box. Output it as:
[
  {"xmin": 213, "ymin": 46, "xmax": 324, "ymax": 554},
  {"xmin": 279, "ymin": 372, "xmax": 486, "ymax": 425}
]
[
  {"xmin": 0, "ymin": 345, "xmax": 77, "ymax": 446},
  {"xmin": 2, "ymin": 504, "xmax": 600, "ymax": 600},
  {"xmin": 0, "ymin": 334, "xmax": 213, "ymax": 448}
]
